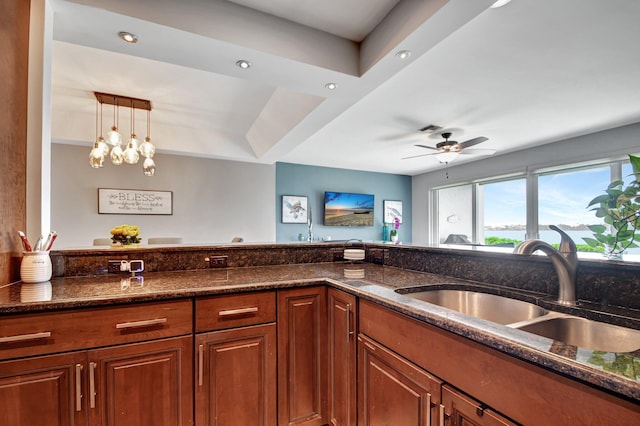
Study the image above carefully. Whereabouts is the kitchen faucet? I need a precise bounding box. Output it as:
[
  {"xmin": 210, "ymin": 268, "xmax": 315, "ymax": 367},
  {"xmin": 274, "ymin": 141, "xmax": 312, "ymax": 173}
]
[{"xmin": 513, "ymin": 225, "xmax": 578, "ymax": 306}]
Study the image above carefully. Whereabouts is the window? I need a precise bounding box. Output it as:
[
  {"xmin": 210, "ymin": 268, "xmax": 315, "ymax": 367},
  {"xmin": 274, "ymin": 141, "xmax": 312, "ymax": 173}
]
[
  {"xmin": 433, "ymin": 158, "xmax": 639, "ymax": 253},
  {"xmin": 538, "ymin": 166, "xmax": 610, "ymax": 247},
  {"xmin": 481, "ymin": 178, "xmax": 527, "ymax": 245}
]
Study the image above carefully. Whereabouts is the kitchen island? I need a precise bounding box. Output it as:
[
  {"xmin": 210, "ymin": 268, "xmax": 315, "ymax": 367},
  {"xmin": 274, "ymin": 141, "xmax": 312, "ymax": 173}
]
[{"xmin": 1, "ymin": 244, "xmax": 639, "ymax": 424}]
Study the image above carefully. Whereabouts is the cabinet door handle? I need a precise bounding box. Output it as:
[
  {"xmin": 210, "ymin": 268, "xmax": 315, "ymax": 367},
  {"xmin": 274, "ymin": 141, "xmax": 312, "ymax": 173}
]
[
  {"xmin": 198, "ymin": 344, "xmax": 204, "ymax": 386},
  {"xmin": 0, "ymin": 331, "xmax": 51, "ymax": 344},
  {"xmin": 115, "ymin": 318, "xmax": 167, "ymax": 329},
  {"xmin": 439, "ymin": 404, "xmax": 446, "ymax": 426},
  {"xmin": 346, "ymin": 303, "xmax": 355, "ymax": 340},
  {"xmin": 425, "ymin": 393, "xmax": 431, "ymax": 426},
  {"xmin": 89, "ymin": 362, "xmax": 96, "ymax": 409},
  {"xmin": 75, "ymin": 363, "xmax": 83, "ymax": 412},
  {"xmin": 218, "ymin": 307, "xmax": 258, "ymax": 317}
]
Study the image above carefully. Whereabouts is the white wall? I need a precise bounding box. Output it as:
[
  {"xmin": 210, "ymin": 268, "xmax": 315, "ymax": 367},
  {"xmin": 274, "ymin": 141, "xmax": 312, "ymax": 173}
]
[
  {"xmin": 51, "ymin": 144, "xmax": 275, "ymax": 248},
  {"xmin": 412, "ymin": 122, "xmax": 640, "ymax": 243}
]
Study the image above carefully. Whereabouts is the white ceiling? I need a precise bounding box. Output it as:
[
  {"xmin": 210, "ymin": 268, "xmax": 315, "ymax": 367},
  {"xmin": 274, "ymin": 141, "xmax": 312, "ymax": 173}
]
[{"xmin": 50, "ymin": 0, "xmax": 640, "ymax": 176}]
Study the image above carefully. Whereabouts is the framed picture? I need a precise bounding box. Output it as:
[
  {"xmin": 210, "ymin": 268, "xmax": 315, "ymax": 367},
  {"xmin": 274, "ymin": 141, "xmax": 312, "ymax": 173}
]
[
  {"xmin": 282, "ymin": 195, "xmax": 308, "ymax": 223},
  {"xmin": 384, "ymin": 200, "xmax": 403, "ymax": 224},
  {"xmin": 98, "ymin": 188, "xmax": 173, "ymax": 215}
]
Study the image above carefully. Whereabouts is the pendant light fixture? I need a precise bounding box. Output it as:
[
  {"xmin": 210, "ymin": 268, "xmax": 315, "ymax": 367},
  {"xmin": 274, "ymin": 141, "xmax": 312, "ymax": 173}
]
[{"xmin": 91, "ymin": 92, "xmax": 157, "ymax": 176}]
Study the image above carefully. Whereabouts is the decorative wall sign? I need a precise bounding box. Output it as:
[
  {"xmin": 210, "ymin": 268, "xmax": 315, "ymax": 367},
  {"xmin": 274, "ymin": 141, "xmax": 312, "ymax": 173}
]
[
  {"xmin": 383, "ymin": 200, "xmax": 403, "ymax": 223},
  {"xmin": 98, "ymin": 188, "xmax": 173, "ymax": 215},
  {"xmin": 282, "ymin": 195, "xmax": 308, "ymax": 223}
]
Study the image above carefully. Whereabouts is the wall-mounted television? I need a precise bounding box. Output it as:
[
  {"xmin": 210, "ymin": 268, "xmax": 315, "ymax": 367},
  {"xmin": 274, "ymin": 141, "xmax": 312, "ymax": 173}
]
[{"xmin": 324, "ymin": 191, "xmax": 374, "ymax": 226}]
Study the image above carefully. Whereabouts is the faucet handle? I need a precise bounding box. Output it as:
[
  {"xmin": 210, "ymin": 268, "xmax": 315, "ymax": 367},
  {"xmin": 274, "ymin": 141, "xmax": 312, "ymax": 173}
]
[{"xmin": 549, "ymin": 225, "xmax": 577, "ymax": 254}]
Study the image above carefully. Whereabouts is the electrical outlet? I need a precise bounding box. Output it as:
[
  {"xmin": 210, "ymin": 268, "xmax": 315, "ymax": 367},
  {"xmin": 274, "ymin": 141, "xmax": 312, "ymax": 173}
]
[
  {"xmin": 208, "ymin": 255, "xmax": 228, "ymax": 268},
  {"xmin": 108, "ymin": 260, "xmax": 126, "ymax": 273}
]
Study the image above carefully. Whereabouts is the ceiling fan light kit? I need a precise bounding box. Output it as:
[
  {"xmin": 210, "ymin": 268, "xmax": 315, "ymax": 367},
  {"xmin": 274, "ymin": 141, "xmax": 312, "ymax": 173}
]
[{"xmin": 402, "ymin": 129, "xmax": 493, "ymax": 164}]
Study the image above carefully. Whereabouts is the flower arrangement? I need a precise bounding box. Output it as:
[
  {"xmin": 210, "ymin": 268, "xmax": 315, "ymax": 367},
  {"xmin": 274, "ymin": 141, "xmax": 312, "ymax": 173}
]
[
  {"xmin": 110, "ymin": 224, "xmax": 141, "ymax": 245},
  {"xmin": 389, "ymin": 217, "xmax": 400, "ymax": 241}
]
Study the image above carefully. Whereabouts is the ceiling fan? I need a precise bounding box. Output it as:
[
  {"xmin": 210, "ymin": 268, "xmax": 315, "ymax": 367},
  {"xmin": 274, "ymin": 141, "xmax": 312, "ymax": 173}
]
[{"xmin": 403, "ymin": 131, "xmax": 495, "ymax": 163}]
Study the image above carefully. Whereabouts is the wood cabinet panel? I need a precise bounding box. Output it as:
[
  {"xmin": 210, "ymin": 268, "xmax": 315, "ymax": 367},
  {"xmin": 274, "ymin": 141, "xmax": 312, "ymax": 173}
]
[
  {"xmin": 327, "ymin": 288, "xmax": 357, "ymax": 426},
  {"xmin": 278, "ymin": 286, "xmax": 327, "ymax": 426},
  {"xmin": 442, "ymin": 386, "xmax": 517, "ymax": 426},
  {"xmin": 195, "ymin": 291, "xmax": 276, "ymax": 332},
  {"xmin": 0, "ymin": 300, "xmax": 192, "ymax": 360},
  {"xmin": 357, "ymin": 334, "xmax": 442, "ymax": 426},
  {"xmin": 0, "ymin": 351, "xmax": 88, "ymax": 426},
  {"xmin": 359, "ymin": 300, "xmax": 640, "ymax": 425},
  {"xmin": 195, "ymin": 323, "xmax": 276, "ymax": 425},
  {"xmin": 88, "ymin": 335, "xmax": 193, "ymax": 426}
]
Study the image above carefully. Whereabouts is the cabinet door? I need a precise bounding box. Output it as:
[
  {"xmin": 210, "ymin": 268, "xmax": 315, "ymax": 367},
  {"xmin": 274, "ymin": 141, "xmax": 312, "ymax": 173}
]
[
  {"xmin": 442, "ymin": 385, "xmax": 518, "ymax": 426},
  {"xmin": 278, "ymin": 286, "xmax": 327, "ymax": 426},
  {"xmin": 358, "ymin": 335, "xmax": 442, "ymax": 426},
  {"xmin": 327, "ymin": 288, "xmax": 357, "ymax": 426},
  {"xmin": 0, "ymin": 351, "xmax": 88, "ymax": 426},
  {"xmin": 195, "ymin": 323, "xmax": 276, "ymax": 426},
  {"xmin": 88, "ymin": 335, "xmax": 193, "ymax": 426}
]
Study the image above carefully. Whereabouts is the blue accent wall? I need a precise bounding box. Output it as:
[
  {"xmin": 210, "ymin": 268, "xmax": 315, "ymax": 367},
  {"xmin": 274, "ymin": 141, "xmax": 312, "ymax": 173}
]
[{"xmin": 276, "ymin": 162, "xmax": 412, "ymax": 242}]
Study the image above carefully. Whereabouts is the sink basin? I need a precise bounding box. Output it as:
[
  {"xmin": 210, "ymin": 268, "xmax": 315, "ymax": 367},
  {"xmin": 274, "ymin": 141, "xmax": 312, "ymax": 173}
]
[
  {"xmin": 396, "ymin": 288, "xmax": 547, "ymax": 325},
  {"xmin": 516, "ymin": 316, "xmax": 640, "ymax": 353}
]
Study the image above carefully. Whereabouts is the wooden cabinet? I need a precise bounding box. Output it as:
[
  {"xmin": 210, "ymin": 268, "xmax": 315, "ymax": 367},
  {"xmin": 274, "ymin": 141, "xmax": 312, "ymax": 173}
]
[
  {"xmin": 277, "ymin": 286, "xmax": 327, "ymax": 426},
  {"xmin": 327, "ymin": 288, "xmax": 357, "ymax": 426},
  {"xmin": 359, "ymin": 299, "xmax": 640, "ymax": 425},
  {"xmin": 0, "ymin": 351, "xmax": 87, "ymax": 426},
  {"xmin": 0, "ymin": 300, "xmax": 193, "ymax": 426},
  {"xmin": 442, "ymin": 385, "xmax": 516, "ymax": 426},
  {"xmin": 195, "ymin": 291, "xmax": 277, "ymax": 426},
  {"xmin": 88, "ymin": 336, "xmax": 193, "ymax": 426},
  {"xmin": 358, "ymin": 334, "xmax": 442, "ymax": 426}
]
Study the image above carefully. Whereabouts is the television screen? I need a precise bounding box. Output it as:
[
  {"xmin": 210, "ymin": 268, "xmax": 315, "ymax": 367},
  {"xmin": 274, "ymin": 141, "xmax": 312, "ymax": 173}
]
[{"xmin": 324, "ymin": 191, "xmax": 374, "ymax": 226}]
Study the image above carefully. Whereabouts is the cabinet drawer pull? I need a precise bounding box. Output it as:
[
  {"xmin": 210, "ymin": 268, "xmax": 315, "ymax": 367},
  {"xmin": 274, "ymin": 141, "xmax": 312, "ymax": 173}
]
[
  {"xmin": 0, "ymin": 331, "xmax": 51, "ymax": 344},
  {"xmin": 218, "ymin": 307, "xmax": 258, "ymax": 317},
  {"xmin": 426, "ymin": 392, "xmax": 431, "ymax": 426},
  {"xmin": 115, "ymin": 318, "xmax": 167, "ymax": 329},
  {"xmin": 75, "ymin": 363, "xmax": 83, "ymax": 412},
  {"xmin": 439, "ymin": 404, "xmax": 445, "ymax": 426},
  {"xmin": 89, "ymin": 362, "xmax": 97, "ymax": 409}
]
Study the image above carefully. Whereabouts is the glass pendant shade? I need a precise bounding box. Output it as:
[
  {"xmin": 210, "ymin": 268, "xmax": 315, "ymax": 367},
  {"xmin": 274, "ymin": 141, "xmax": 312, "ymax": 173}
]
[
  {"xmin": 106, "ymin": 126, "xmax": 122, "ymax": 146},
  {"xmin": 128, "ymin": 134, "xmax": 140, "ymax": 151},
  {"xmin": 89, "ymin": 144, "xmax": 104, "ymax": 168},
  {"xmin": 123, "ymin": 141, "xmax": 140, "ymax": 164},
  {"xmin": 96, "ymin": 137, "xmax": 109, "ymax": 157},
  {"xmin": 143, "ymin": 157, "xmax": 156, "ymax": 176},
  {"xmin": 139, "ymin": 137, "xmax": 155, "ymax": 158},
  {"xmin": 110, "ymin": 145, "xmax": 124, "ymax": 165}
]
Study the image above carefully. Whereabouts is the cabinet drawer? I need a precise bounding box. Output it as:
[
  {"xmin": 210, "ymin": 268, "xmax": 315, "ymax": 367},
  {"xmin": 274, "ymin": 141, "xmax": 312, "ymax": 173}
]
[
  {"xmin": 196, "ymin": 291, "xmax": 276, "ymax": 332},
  {"xmin": 0, "ymin": 300, "xmax": 192, "ymax": 360}
]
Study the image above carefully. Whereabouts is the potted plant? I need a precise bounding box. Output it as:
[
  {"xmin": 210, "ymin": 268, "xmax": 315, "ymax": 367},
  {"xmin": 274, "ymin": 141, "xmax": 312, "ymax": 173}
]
[
  {"xmin": 110, "ymin": 224, "xmax": 142, "ymax": 247},
  {"xmin": 389, "ymin": 217, "xmax": 400, "ymax": 243},
  {"xmin": 583, "ymin": 154, "xmax": 640, "ymax": 259}
]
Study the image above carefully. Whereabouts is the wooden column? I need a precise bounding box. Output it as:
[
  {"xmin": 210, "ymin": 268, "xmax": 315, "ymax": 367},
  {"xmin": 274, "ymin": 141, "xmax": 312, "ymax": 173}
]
[{"xmin": 0, "ymin": 0, "xmax": 30, "ymax": 284}]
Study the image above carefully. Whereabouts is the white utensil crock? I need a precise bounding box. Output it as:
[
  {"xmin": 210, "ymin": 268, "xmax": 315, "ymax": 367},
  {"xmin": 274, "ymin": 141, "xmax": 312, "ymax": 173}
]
[{"xmin": 21, "ymin": 252, "xmax": 52, "ymax": 283}]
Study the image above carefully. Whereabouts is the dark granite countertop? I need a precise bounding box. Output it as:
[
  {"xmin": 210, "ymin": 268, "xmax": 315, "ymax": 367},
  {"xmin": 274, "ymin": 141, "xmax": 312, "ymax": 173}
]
[{"xmin": 1, "ymin": 262, "xmax": 639, "ymax": 403}]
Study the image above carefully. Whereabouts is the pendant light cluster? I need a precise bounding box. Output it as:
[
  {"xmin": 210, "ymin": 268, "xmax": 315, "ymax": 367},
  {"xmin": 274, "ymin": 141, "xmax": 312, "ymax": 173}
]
[{"xmin": 90, "ymin": 92, "xmax": 156, "ymax": 176}]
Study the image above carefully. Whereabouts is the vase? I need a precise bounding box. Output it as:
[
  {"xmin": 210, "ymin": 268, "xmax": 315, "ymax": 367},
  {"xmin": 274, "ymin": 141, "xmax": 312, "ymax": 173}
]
[
  {"xmin": 605, "ymin": 252, "xmax": 623, "ymax": 261},
  {"xmin": 390, "ymin": 234, "xmax": 398, "ymax": 243},
  {"xmin": 382, "ymin": 224, "xmax": 389, "ymax": 241},
  {"xmin": 110, "ymin": 243, "xmax": 142, "ymax": 249},
  {"xmin": 20, "ymin": 252, "xmax": 52, "ymax": 283}
]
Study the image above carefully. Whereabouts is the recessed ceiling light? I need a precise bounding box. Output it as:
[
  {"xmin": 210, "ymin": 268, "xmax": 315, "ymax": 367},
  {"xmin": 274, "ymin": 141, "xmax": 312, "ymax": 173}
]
[
  {"xmin": 325, "ymin": 82, "xmax": 337, "ymax": 90},
  {"xmin": 236, "ymin": 60, "xmax": 251, "ymax": 69},
  {"xmin": 490, "ymin": 0, "xmax": 512, "ymax": 8},
  {"xmin": 118, "ymin": 31, "xmax": 138, "ymax": 43},
  {"xmin": 395, "ymin": 50, "xmax": 412, "ymax": 60}
]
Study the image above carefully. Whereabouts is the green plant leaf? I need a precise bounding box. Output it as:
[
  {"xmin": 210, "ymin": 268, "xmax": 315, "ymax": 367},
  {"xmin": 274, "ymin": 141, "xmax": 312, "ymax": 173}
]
[
  {"xmin": 587, "ymin": 224, "xmax": 606, "ymax": 233},
  {"xmin": 586, "ymin": 194, "xmax": 612, "ymax": 208},
  {"xmin": 582, "ymin": 237, "xmax": 601, "ymax": 248},
  {"xmin": 629, "ymin": 154, "xmax": 640, "ymax": 177}
]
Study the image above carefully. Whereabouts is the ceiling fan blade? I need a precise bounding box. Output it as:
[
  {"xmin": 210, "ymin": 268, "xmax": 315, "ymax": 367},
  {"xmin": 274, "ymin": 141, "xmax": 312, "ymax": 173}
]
[
  {"xmin": 458, "ymin": 148, "xmax": 496, "ymax": 156},
  {"xmin": 402, "ymin": 152, "xmax": 438, "ymax": 160},
  {"xmin": 458, "ymin": 137, "xmax": 488, "ymax": 149},
  {"xmin": 414, "ymin": 144, "xmax": 438, "ymax": 150}
]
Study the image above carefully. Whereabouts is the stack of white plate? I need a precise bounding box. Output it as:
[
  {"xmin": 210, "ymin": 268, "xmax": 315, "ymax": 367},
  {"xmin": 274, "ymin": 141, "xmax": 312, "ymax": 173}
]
[{"xmin": 344, "ymin": 249, "xmax": 365, "ymax": 261}]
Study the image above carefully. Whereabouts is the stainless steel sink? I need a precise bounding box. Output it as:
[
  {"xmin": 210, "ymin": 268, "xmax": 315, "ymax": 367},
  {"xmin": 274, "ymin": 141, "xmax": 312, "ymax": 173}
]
[
  {"xmin": 515, "ymin": 315, "xmax": 640, "ymax": 353},
  {"xmin": 396, "ymin": 288, "xmax": 548, "ymax": 325}
]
